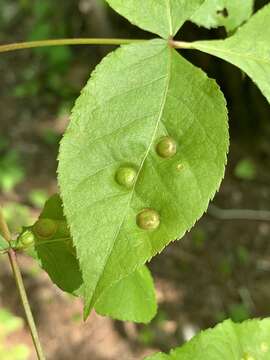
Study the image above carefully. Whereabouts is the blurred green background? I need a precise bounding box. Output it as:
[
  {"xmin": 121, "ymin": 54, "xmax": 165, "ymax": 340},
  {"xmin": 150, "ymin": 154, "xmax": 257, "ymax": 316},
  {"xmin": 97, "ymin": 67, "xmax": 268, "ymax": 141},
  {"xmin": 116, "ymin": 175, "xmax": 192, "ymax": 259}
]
[{"xmin": 0, "ymin": 1, "xmax": 270, "ymax": 359}]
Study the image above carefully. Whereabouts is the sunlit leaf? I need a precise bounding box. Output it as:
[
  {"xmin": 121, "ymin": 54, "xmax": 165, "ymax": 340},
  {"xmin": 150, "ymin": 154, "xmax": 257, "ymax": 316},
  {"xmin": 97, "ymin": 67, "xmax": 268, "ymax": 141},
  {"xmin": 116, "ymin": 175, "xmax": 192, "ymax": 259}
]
[
  {"xmin": 193, "ymin": 4, "xmax": 270, "ymax": 103},
  {"xmin": 106, "ymin": 0, "xmax": 205, "ymax": 38},
  {"xmin": 145, "ymin": 318, "xmax": 270, "ymax": 359},
  {"xmin": 191, "ymin": 0, "xmax": 254, "ymax": 32},
  {"xmin": 95, "ymin": 265, "xmax": 157, "ymax": 323},
  {"xmin": 58, "ymin": 40, "xmax": 229, "ymax": 318}
]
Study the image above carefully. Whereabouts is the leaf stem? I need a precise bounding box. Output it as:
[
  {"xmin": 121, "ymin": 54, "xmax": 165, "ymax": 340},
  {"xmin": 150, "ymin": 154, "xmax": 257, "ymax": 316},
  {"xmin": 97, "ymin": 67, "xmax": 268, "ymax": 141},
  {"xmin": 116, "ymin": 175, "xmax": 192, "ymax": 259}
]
[
  {"xmin": 0, "ymin": 207, "xmax": 46, "ymax": 359},
  {"xmin": 0, "ymin": 38, "xmax": 144, "ymax": 53},
  {"xmin": 169, "ymin": 40, "xmax": 195, "ymax": 49},
  {"xmin": 0, "ymin": 38, "xmax": 195, "ymax": 54},
  {"xmin": 34, "ymin": 237, "xmax": 70, "ymax": 248}
]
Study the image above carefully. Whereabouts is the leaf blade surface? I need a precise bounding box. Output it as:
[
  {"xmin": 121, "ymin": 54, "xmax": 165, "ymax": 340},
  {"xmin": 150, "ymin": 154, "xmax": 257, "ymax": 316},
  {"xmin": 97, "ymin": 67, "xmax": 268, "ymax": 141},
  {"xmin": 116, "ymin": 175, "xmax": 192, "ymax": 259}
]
[
  {"xmin": 106, "ymin": 0, "xmax": 205, "ymax": 38},
  {"xmin": 193, "ymin": 4, "xmax": 270, "ymax": 103},
  {"xmin": 22, "ymin": 194, "xmax": 157, "ymax": 323},
  {"xmin": 58, "ymin": 40, "xmax": 229, "ymax": 317},
  {"xmin": 191, "ymin": 0, "xmax": 254, "ymax": 32},
  {"xmin": 145, "ymin": 318, "xmax": 270, "ymax": 359},
  {"xmin": 95, "ymin": 265, "xmax": 157, "ymax": 323}
]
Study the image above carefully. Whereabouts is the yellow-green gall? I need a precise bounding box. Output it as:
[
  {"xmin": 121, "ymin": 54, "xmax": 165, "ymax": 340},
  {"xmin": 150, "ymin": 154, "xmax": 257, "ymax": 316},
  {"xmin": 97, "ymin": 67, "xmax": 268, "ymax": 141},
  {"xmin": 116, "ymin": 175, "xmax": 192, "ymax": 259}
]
[
  {"xmin": 19, "ymin": 230, "xmax": 35, "ymax": 246},
  {"xmin": 33, "ymin": 218, "xmax": 57, "ymax": 239},
  {"xmin": 156, "ymin": 136, "xmax": 177, "ymax": 158},
  {"xmin": 115, "ymin": 166, "xmax": 137, "ymax": 189},
  {"xmin": 136, "ymin": 208, "xmax": 160, "ymax": 231}
]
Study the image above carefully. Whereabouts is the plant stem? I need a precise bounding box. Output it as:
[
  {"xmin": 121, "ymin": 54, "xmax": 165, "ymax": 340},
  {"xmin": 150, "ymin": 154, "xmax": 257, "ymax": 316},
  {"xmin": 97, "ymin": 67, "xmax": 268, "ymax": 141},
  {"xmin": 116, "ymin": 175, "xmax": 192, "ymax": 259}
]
[
  {"xmin": 0, "ymin": 207, "xmax": 46, "ymax": 359},
  {"xmin": 0, "ymin": 207, "xmax": 11, "ymax": 243},
  {"xmin": 8, "ymin": 249, "xmax": 46, "ymax": 359},
  {"xmin": 208, "ymin": 204, "xmax": 270, "ymax": 221},
  {"xmin": 0, "ymin": 38, "xmax": 144, "ymax": 53},
  {"xmin": 0, "ymin": 38, "xmax": 195, "ymax": 54}
]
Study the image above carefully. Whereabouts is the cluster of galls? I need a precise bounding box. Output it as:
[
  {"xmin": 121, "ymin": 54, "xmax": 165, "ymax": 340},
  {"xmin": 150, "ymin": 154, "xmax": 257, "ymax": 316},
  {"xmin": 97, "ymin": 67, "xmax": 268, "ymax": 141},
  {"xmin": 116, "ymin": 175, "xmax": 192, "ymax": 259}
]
[
  {"xmin": 115, "ymin": 136, "xmax": 177, "ymax": 231},
  {"xmin": 16, "ymin": 218, "xmax": 74, "ymax": 254}
]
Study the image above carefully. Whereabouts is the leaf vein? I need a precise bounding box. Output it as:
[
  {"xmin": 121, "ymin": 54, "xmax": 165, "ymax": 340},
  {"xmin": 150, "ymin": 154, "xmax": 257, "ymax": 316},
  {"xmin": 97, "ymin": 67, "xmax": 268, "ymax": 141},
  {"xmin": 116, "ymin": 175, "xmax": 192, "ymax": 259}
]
[{"xmin": 88, "ymin": 47, "xmax": 173, "ymax": 308}]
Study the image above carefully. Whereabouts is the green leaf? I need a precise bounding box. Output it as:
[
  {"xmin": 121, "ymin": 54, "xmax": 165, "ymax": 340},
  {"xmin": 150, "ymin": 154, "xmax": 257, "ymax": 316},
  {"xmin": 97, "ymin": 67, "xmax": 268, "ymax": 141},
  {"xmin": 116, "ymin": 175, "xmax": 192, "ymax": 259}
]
[
  {"xmin": 105, "ymin": 0, "xmax": 205, "ymax": 38},
  {"xmin": 145, "ymin": 318, "xmax": 270, "ymax": 359},
  {"xmin": 27, "ymin": 194, "xmax": 84, "ymax": 296},
  {"xmin": 95, "ymin": 265, "xmax": 157, "ymax": 323},
  {"xmin": 22, "ymin": 195, "xmax": 157, "ymax": 323},
  {"xmin": 192, "ymin": 4, "xmax": 270, "ymax": 103},
  {"xmin": 58, "ymin": 40, "xmax": 229, "ymax": 318},
  {"xmin": 191, "ymin": 0, "xmax": 254, "ymax": 32},
  {"xmin": 39, "ymin": 193, "xmax": 65, "ymax": 220}
]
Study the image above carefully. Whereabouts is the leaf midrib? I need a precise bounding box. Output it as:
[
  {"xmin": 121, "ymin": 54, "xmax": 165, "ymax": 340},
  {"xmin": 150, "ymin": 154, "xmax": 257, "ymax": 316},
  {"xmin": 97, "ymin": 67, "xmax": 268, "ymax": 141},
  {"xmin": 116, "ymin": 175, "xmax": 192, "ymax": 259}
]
[
  {"xmin": 166, "ymin": 0, "xmax": 173, "ymax": 35},
  {"xmin": 88, "ymin": 46, "xmax": 173, "ymax": 311}
]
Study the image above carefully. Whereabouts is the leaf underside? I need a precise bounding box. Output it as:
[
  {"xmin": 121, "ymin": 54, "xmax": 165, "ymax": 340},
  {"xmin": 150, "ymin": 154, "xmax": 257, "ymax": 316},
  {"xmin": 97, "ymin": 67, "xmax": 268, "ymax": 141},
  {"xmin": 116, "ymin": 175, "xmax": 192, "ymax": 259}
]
[
  {"xmin": 145, "ymin": 318, "xmax": 270, "ymax": 359},
  {"xmin": 193, "ymin": 4, "xmax": 270, "ymax": 103},
  {"xmin": 105, "ymin": 0, "xmax": 205, "ymax": 38},
  {"xmin": 191, "ymin": 0, "xmax": 254, "ymax": 32},
  {"xmin": 58, "ymin": 39, "xmax": 229, "ymax": 318}
]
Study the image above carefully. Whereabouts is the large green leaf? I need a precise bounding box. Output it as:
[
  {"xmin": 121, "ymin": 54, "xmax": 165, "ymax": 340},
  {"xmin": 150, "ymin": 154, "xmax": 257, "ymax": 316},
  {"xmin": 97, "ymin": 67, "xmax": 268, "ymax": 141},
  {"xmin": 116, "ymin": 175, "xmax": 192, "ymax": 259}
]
[
  {"xmin": 145, "ymin": 318, "xmax": 270, "ymax": 359},
  {"xmin": 20, "ymin": 194, "xmax": 157, "ymax": 323},
  {"xmin": 95, "ymin": 265, "xmax": 157, "ymax": 323},
  {"xmin": 192, "ymin": 4, "xmax": 270, "ymax": 103},
  {"xmin": 191, "ymin": 0, "xmax": 254, "ymax": 32},
  {"xmin": 105, "ymin": 0, "xmax": 205, "ymax": 38},
  {"xmin": 58, "ymin": 39, "xmax": 229, "ymax": 318}
]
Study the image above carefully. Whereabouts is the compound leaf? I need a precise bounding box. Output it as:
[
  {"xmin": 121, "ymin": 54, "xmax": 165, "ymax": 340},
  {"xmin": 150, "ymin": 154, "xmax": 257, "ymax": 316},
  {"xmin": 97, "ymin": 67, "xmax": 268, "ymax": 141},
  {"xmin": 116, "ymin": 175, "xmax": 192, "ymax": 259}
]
[
  {"xmin": 95, "ymin": 265, "xmax": 157, "ymax": 323},
  {"xmin": 145, "ymin": 318, "xmax": 270, "ymax": 359},
  {"xmin": 106, "ymin": 0, "xmax": 205, "ymax": 38},
  {"xmin": 193, "ymin": 4, "xmax": 270, "ymax": 103},
  {"xmin": 191, "ymin": 0, "xmax": 254, "ymax": 32},
  {"xmin": 58, "ymin": 40, "xmax": 229, "ymax": 318}
]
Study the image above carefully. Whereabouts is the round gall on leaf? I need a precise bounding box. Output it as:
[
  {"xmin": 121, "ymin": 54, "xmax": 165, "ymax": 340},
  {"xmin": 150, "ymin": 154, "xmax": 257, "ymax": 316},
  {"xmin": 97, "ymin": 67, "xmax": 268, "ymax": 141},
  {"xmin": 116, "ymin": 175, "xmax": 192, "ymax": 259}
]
[
  {"xmin": 115, "ymin": 166, "xmax": 137, "ymax": 189},
  {"xmin": 156, "ymin": 136, "xmax": 177, "ymax": 158},
  {"xmin": 19, "ymin": 230, "xmax": 35, "ymax": 246},
  {"xmin": 136, "ymin": 209, "xmax": 160, "ymax": 231},
  {"xmin": 33, "ymin": 218, "xmax": 58, "ymax": 239}
]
